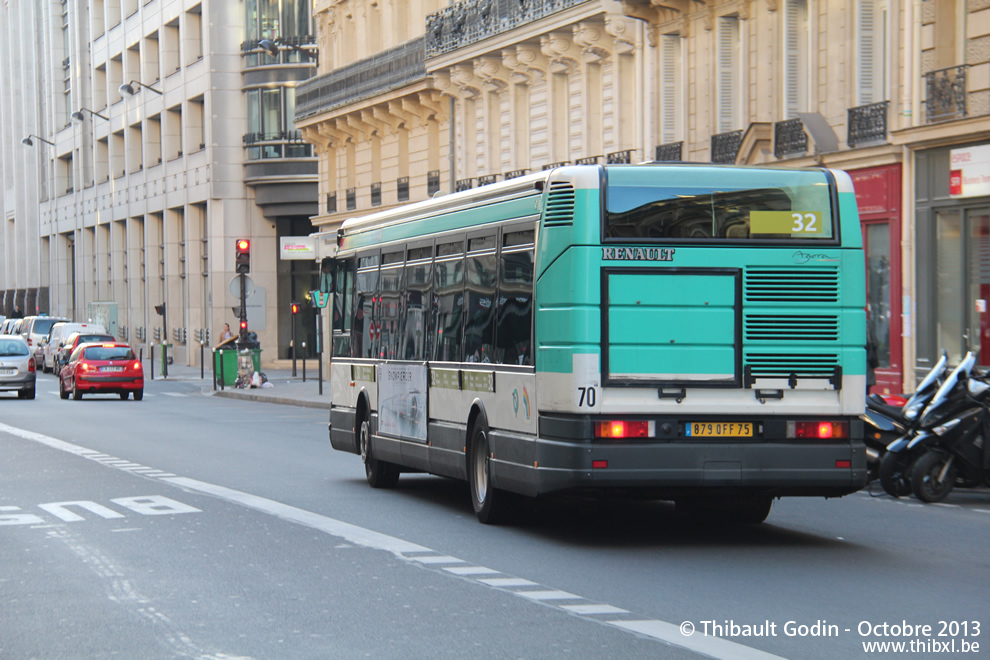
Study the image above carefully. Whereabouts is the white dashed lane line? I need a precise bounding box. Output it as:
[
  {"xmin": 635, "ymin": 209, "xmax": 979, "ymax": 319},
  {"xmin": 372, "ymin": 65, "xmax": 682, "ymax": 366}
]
[{"xmin": 0, "ymin": 422, "xmax": 788, "ymax": 660}]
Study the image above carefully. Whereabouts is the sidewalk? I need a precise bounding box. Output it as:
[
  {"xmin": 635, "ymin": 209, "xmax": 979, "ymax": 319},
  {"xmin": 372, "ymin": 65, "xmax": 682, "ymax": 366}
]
[{"xmin": 147, "ymin": 359, "xmax": 331, "ymax": 410}]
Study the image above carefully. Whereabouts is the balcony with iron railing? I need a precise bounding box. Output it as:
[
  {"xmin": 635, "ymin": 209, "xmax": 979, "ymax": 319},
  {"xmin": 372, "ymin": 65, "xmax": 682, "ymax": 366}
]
[
  {"xmin": 847, "ymin": 101, "xmax": 889, "ymax": 147},
  {"xmin": 425, "ymin": 0, "xmax": 593, "ymax": 58},
  {"xmin": 243, "ymin": 130, "xmax": 313, "ymax": 160},
  {"xmin": 296, "ymin": 37, "xmax": 427, "ymax": 120},
  {"xmin": 654, "ymin": 141, "xmax": 683, "ymax": 162},
  {"xmin": 711, "ymin": 130, "xmax": 743, "ymax": 164},
  {"xmin": 773, "ymin": 118, "xmax": 808, "ymax": 159},
  {"xmin": 925, "ymin": 65, "xmax": 968, "ymax": 123}
]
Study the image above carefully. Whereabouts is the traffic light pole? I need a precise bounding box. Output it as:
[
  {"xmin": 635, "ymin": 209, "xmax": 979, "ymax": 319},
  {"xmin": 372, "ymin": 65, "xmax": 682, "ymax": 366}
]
[
  {"xmin": 291, "ymin": 305, "xmax": 297, "ymax": 377},
  {"xmin": 236, "ymin": 272, "xmax": 248, "ymax": 349}
]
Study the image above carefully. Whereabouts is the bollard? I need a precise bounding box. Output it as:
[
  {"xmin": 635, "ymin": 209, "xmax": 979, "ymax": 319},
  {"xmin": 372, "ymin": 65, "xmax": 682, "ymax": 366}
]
[
  {"xmin": 149, "ymin": 344, "xmax": 155, "ymax": 381},
  {"xmin": 301, "ymin": 341, "xmax": 307, "ymax": 382},
  {"xmin": 218, "ymin": 349, "xmax": 225, "ymax": 390},
  {"xmin": 212, "ymin": 348, "xmax": 217, "ymax": 391}
]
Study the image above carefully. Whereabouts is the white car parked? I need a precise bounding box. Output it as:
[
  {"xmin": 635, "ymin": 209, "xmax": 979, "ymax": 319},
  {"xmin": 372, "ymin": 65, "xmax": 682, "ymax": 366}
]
[{"xmin": 43, "ymin": 322, "xmax": 107, "ymax": 373}]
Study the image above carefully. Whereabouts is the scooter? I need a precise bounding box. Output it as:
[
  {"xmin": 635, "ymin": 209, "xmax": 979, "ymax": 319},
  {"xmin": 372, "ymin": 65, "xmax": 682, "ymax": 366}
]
[
  {"xmin": 878, "ymin": 351, "xmax": 976, "ymax": 497},
  {"xmin": 865, "ymin": 352, "xmax": 948, "ymax": 489},
  {"xmin": 908, "ymin": 375, "xmax": 990, "ymax": 503}
]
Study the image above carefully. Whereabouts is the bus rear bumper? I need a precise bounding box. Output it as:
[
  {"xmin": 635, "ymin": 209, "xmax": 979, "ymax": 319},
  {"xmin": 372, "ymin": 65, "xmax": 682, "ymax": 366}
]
[{"xmin": 495, "ymin": 438, "xmax": 867, "ymax": 498}]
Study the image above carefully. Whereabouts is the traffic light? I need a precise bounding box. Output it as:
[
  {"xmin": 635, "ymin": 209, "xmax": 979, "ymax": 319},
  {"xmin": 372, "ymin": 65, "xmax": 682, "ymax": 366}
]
[
  {"xmin": 240, "ymin": 320, "xmax": 248, "ymax": 332},
  {"xmin": 154, "ymin": 303, "xmax": 166, "ymax": 316},
  {"xmin": 291, "ymin": 302, "xmax": 299, "ymax": 315},
  {"xmin": 235, "ymin": 239, "xmax": 251, "ymax": 273}
]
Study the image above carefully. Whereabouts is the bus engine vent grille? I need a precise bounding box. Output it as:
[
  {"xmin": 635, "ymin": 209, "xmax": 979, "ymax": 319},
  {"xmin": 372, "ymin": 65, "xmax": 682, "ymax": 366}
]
[
  {"xmin": 544, "ymin": 181, "xmax": 575, "ymax": 226},
  {"xmin": 743, "ymin": 353, "xmax": 839, "ymax": 376},
  {"xmin": 744, "ymin": 268, "xmax": 839, "ymax": 303},
  {"xmin": 744, "ymin": 315, "xmax": 839, "ymax": 342}
]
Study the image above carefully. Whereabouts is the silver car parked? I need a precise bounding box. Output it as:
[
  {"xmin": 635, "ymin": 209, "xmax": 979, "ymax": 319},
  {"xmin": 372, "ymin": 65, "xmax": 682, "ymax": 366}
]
[{"xmin": 0, "ymin": 334, "xmax": 36, "ymax": 399}]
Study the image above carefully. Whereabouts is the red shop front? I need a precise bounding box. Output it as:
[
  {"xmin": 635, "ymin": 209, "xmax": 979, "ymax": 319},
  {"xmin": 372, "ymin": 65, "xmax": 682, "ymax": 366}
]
[{"xmin": 849, "ymin": 164, "xmax": 903, "ymax": 395}]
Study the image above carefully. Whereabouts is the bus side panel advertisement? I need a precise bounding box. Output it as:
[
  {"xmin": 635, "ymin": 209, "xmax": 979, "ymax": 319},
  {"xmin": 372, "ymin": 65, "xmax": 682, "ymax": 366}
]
[{"xmin": 378, "ymin": 364, "xmax": 428, "ymax": 442}]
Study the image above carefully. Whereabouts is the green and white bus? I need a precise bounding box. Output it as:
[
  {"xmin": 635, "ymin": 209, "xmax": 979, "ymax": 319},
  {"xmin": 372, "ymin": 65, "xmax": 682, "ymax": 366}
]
[{"xmin": 323, "ymin": 163, "xmax": 867, "ymax": 524}]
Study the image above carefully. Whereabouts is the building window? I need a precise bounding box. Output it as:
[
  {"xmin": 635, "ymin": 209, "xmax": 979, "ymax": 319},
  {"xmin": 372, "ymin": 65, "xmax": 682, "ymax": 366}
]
[
  {"xmin": 244, "ymin": 87, "xmax": 312, "ymax": 159},
  {"xmin": 716, "ymin": 16, "xmax": 740, "ymax": 132},
  {"xmin": 660, "ymin": 34, "xmax": 682, "ymax": 144},
  {"xmin": 346, "ymin": 187, "xmax": 356, "ymax": 211},
  {"xmin": 856, "ymin": 0, "xmax": 889, "ymax": 105},
  {"xmin": 243, "ymin": 0, "xmax": 313, "ymax": 67},
  {"xmin": 783, "ymin": 0, "xmax": 809, "ymax": 118}
]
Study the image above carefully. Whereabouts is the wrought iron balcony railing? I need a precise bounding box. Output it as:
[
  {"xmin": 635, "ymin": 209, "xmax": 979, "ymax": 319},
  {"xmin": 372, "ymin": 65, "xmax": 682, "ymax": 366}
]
[
  {"xmin": 711, "ymin": 130, "xmax": 743, "ymax": 164},
  {"xmin": 296, "ymin": 37, "xmax": 426, "ymax": 120},
  {"xmin": 426, "ymin": 0, "xmax": 593, "ymax": 58},
  {"xmin": 925, "ymin": 65, "xmax": 968, "ymax": 123},
  {"xmin": 655, "ymin": 141, "xmax": 682, "ymax": 162},
  {"xmin": 847, "ymin": 101, "xmax": 889, "ymax": 147},
  {"xmin": 606, "ymin": 149, "xmax": 635, "ymax": 164},
  {"xmin": 773, "ymin": 118, "xmax": 808, "ymax": 159}
]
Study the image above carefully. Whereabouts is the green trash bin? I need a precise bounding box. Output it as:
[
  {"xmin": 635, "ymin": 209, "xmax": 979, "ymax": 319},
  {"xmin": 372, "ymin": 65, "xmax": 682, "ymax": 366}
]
[{"xmin": 214, "ymin": 347, "xmax": 261, "ymax": 386}]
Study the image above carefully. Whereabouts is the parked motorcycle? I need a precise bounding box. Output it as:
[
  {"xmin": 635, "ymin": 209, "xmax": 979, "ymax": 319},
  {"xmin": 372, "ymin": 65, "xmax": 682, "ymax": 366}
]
[
  {"xmin": 865, "ymin": 352, "xmax": 948, "ymax": 491},
  {"xmin": 878, "ymin": 351, "xmax": 976, "ymax": 497},
  {"xmin": 908, "ymin": 375, "xmax": 990, "ymax": 503}
]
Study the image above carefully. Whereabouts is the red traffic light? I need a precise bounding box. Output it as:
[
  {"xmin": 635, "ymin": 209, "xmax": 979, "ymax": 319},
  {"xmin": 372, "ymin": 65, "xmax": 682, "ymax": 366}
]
[
  {"xmin": 235, "ymin": 238, "xmax": 251, "ymax": 273},
  {"xmin": 240, "ymin": 320, "xmax": 248, "ymax": 331},
  {"xmin": 291, "ymin": 303, "xmax": 299, "ymax": 314}
]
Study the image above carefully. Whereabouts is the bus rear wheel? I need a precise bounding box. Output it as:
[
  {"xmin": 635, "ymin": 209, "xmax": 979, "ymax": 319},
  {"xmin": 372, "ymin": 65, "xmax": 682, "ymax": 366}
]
[
  {"xmin": 468, "ymin": 417, "xmax": 515, "ymax": 524},
  {"xmin": 360, "ymin": 416, "xmax": 399, "ymax": 489}
]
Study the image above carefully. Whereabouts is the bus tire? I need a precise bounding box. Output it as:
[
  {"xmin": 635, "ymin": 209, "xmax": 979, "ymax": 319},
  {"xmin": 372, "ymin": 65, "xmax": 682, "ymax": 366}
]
[
  {"xmin": 360, "ymin": 414, "xmax": 399, "ymax": 489},
  {"xmin": 468, "ymin": 416, "xmax": 515, "ymax": 525}
]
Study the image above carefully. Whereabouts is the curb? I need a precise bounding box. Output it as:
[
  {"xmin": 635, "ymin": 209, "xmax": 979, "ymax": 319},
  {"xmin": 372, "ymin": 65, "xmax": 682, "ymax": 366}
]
[{"xmin": 210, "ymin": 389, "xmax": 331, "ymax": 410}]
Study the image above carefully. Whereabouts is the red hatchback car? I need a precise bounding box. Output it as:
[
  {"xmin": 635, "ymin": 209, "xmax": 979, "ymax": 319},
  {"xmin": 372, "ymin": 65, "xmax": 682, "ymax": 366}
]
[{"xmin": 59, "ymin": 342, "xmax": 144, "ymax": 400}]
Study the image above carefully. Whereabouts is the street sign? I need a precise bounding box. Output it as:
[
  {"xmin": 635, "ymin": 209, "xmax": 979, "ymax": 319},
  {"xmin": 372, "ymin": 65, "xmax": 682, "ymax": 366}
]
[{"xmin": 229, "ymin": 274, "xmax": 255, "ymax": 298}]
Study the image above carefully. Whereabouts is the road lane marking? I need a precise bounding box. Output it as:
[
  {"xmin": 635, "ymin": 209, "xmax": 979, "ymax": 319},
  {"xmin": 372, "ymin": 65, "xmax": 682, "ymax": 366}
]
[
  {"xmin": 443, "ymin": 566, "xmax": 498, "ymax": 576},
  {"xmin": 611, "ymin": 620, "xmax": 785, "ymax": 660},
  {"xmin": 0, "ymin": 421, "xmax": 792, "ymax": 660}
]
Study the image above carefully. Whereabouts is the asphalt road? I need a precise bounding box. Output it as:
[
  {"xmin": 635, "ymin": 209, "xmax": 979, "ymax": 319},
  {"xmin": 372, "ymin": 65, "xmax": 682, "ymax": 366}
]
[{"xmin": 1, "ymin": 371, "xmax": 988, "ymax": 659}]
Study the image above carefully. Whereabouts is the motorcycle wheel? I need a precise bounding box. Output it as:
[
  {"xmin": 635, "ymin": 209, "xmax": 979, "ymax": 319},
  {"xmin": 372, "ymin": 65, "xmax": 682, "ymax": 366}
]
[
  {"xmin": 910, "ymin": 450, "xmax": 958, "ymax": 504},
  {"xmin": 878, "ymin": 450, "xmax": 913, "ymax": 498}
]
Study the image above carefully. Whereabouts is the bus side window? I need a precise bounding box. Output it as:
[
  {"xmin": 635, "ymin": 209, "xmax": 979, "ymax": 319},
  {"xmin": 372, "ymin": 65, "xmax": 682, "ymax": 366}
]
[
  {"xmin": 354, "ymin": 262, "xmax": 379, "ymax": 359},
  {"xmin": 433, "ymin": 257, "xmax": 463, "ymax": 362},
  {"xmin": 403, "ymin": 260, "xmax": 432, "ymax": 360},
  {"xmin": 496, "ymin": 248, "xmax": 534, "ymax": 365},
  {"xmin": 464, "ymin": 252, "xmax": 497, "ymax": 363}
]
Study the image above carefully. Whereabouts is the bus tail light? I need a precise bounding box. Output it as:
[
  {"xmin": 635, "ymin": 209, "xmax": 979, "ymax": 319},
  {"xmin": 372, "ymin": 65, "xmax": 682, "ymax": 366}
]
[
  {"xmin": 595, "ymin": 420, "xmax": 653, "ymax": 439},
  {"xmin": 787, "ymin": 421, "xmax": 848, "ymax": 439}
]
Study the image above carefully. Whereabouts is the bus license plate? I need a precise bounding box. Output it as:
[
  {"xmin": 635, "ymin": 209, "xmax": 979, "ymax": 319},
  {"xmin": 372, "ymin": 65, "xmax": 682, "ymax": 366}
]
[{"xmin": 687, "ymin": 423, "xmax": 753, "ymax": 437}]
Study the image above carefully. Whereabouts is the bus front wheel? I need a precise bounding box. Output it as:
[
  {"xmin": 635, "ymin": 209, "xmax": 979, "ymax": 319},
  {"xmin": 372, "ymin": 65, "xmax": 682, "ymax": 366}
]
[
  {"xmin": 360, "ymin": 416, "xmax": 399, "ymax": 489},
  {"xmin": 468, "ymin": 417, "xmax": 515, "ymax": 524}
]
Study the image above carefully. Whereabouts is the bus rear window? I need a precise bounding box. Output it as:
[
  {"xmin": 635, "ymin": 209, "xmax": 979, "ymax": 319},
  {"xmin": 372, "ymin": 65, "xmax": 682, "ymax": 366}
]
[{"xmin": 604, "ymin": 166, "xmax": 836, "ymax": 242}]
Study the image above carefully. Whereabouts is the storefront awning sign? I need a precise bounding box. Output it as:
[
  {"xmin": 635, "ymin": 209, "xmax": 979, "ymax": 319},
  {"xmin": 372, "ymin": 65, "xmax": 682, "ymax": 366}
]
[{"xmin": 950, "ymin": 144, "xmax": 990, "ymax": 198}]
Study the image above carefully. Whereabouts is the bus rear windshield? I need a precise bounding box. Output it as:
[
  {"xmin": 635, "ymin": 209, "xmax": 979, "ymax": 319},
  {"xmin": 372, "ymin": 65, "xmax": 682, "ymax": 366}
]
[{"xmin": 604, "ymin": 166, "xmax": 836, "ymax": 242}]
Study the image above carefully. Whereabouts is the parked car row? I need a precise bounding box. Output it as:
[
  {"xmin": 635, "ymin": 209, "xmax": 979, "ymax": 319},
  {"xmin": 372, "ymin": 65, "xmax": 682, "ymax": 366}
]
[{"xmin": 0, "ymin": 315, "xmax": 143, "ymax": 401}]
